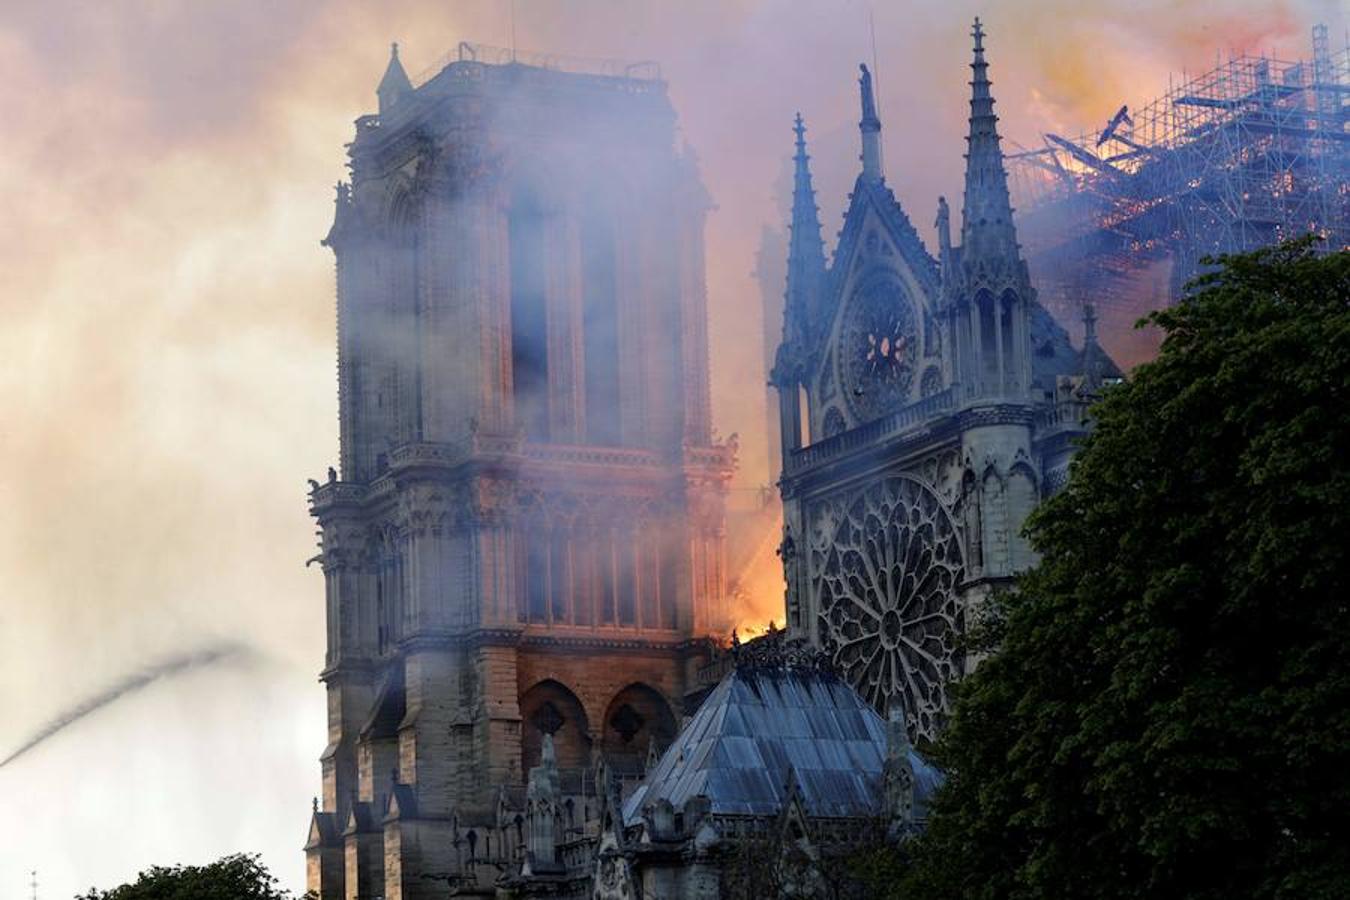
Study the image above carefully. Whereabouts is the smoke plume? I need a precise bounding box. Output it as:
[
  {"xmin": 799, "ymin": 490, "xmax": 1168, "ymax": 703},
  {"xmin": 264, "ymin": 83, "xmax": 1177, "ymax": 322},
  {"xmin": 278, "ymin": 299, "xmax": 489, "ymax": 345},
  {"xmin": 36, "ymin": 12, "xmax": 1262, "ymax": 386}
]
[{"xmin": 0, "ymin": 643, "xmax": 253, "ymax": 770}]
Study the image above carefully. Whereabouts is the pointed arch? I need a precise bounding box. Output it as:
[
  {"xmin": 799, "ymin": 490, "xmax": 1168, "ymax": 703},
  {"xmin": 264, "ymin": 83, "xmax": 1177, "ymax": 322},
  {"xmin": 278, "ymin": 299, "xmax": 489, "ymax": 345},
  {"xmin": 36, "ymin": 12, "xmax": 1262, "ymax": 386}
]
[
  {"xmin": 600, "ymin": 683, "xmax": 677, "ymax": 771},
  {"xmin": 519, "ymin": 679, "xmax": 592, "ymax": 777}
]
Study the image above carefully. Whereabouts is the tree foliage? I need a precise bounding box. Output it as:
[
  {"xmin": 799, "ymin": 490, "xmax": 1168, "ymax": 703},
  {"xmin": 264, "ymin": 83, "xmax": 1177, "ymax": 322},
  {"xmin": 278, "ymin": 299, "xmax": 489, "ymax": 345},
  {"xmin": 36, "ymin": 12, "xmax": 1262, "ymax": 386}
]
[
  {"xmin": 75, "ymin": 853, "xmax": 307, "ymax": 900},
  {"xmin": 905, "ymin": 241, "xmax": 1350, "ymax": 899}
]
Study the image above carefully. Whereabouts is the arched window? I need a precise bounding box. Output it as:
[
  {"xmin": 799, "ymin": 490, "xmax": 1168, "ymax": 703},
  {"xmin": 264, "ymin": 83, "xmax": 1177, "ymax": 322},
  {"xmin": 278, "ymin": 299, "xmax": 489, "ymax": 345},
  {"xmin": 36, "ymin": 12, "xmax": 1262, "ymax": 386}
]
[
  {"xmin": 1000, "ymin": 291, "xmax": 1018, "ymax": 394},
  {"xmin": 640, "ymin": 526, "xmax": 660, "ymax": 628},
  {"xmin": 977, "ymin": 291, "xmax": 998, "ymax": 393},
  {"xmin": 519, "ymin": 679, "xmax": 593, "ymax": 775},
  {"xmin": 524, "ymin": 533, "xmax": 548, "ymax": 624},
  {"xmin": 581, "ymin": 207, "xmax": 621, "ymax": 444},
  {"xmin": 617, "ymin": 528, "xmax": 637, "ymax": 627},
  {"xmin": 598, "ymin": 528, "xmax": 618, "ymax": 625},
  {"xmin": 509, "ymin": 189, "xmax": 550, "ymax": 441},
  {"xmin": 601, "ymin": 683, "xmax": 677, "ymax": 772},
  {"xmin": 550, "ymin": 526, "xmax": 570, "ymax": 623}
]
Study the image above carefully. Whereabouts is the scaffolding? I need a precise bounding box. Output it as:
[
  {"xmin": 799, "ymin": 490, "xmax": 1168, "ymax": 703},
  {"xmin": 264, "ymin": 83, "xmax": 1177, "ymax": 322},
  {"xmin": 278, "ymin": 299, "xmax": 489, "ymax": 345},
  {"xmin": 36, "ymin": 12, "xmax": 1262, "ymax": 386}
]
[{"xmin": 1008, "ymin": 25, "xmax": 1349, "ymax": 327}]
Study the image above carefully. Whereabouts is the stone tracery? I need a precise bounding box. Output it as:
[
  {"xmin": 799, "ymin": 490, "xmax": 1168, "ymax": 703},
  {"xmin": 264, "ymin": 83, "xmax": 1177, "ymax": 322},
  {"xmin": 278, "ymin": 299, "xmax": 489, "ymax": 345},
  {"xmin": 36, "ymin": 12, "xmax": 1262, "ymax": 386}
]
[{"xmin": 810, "ymin": 476, "xmax": 964, "ymax": 742}]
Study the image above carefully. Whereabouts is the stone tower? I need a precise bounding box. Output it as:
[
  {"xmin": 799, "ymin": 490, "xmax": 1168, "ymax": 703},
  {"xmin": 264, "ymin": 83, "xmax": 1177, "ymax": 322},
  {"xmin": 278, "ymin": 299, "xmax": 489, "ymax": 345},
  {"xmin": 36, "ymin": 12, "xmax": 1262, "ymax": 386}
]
[
  {"xmin": 304, "ymin": 44, "xmax": 735, "ymax": 899},
  {"xmin": 773, "ymin": 21, "xmax": 1107, "ymax": 743}
]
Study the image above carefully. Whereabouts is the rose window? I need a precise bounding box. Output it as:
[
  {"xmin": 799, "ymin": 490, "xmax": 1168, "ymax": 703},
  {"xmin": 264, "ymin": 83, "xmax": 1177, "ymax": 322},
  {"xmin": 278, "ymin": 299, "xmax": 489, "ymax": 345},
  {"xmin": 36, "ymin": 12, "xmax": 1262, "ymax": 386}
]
[{"xmin": 812, "ymin": 476, "xmax": 964, "ymax": 742}]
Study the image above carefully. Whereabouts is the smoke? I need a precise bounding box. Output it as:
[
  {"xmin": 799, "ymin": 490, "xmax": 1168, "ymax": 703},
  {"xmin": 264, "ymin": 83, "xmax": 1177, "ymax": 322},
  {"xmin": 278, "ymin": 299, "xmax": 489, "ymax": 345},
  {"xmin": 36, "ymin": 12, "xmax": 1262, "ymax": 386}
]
[
  {"xmin": 0, "ymin": 1, "xmax": 1343, "ymax": 896},
  {"xmin": 0, "ymin": 643, "xmax": 254, "ymax": 770}
]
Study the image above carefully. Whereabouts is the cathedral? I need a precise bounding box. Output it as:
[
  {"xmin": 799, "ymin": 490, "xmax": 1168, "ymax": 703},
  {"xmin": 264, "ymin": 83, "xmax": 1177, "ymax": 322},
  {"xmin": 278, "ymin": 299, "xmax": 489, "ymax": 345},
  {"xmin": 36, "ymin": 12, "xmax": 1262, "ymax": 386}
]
[
  {"xmin": 305, "ymin": 22, "xmax": 1113, "ymax": 900},
  {"xmin": 773, "ymin": 19, "xmax": 1115, "ymax": 744},
  {"xmin": 304, "ymin": 44, "xmax": 737, "ymax": 899}
]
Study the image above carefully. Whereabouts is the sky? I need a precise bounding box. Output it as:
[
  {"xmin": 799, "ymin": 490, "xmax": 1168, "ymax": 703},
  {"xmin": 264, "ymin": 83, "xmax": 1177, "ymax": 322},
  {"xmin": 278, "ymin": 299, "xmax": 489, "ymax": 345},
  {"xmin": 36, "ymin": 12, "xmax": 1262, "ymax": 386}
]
[{"xmin": 0, "ymin": 0, "xmax": 1343, "ymax": 895}]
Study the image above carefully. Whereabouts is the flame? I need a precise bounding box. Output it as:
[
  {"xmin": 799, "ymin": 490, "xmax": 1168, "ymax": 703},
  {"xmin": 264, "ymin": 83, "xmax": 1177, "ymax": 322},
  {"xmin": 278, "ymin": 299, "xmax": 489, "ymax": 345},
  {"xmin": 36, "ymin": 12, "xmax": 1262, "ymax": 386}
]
[{"xmin": 724, "ymin": 502, "xmax": 788, "ymax": 640}]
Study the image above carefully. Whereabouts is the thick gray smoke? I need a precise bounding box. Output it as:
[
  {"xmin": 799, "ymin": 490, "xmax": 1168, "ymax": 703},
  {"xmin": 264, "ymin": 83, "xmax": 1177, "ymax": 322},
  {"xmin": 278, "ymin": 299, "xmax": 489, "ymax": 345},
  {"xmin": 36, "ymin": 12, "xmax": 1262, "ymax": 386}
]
[{"xmin": 0, "ymin": 642, "xmax": 252, "ymax": 770}]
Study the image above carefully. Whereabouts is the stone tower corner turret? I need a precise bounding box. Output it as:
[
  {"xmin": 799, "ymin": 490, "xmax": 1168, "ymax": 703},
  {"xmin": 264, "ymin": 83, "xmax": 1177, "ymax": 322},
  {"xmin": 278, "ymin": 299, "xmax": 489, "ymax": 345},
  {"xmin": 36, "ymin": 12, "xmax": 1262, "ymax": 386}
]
[
  {"xmin": 946, "ymin": 18, "xmax": 1034, "ymax": 403},
  {"xmin": 377, "ymin": 42, "xmax": 413, "ymax": 114}
]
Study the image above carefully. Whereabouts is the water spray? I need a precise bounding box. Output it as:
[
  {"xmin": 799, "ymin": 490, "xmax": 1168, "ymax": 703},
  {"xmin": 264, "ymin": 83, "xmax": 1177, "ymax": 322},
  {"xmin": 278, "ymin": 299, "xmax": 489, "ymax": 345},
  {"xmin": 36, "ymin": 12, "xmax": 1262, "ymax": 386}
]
[{"xmin": 0, "ymin": 642, "xmax": 251, "ymax": 770}]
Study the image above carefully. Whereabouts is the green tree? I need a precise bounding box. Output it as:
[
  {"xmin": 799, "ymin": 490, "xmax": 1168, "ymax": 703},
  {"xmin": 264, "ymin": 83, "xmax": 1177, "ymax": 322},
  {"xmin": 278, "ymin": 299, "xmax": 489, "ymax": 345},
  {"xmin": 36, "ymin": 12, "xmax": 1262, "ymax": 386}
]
[
  {"xmin": 905, "ymin": 240, "xmax": 1350, "ymax": 899},
  {"xmin": 75, "ymin": 853, "xmax": 307, "ymax": 900}
]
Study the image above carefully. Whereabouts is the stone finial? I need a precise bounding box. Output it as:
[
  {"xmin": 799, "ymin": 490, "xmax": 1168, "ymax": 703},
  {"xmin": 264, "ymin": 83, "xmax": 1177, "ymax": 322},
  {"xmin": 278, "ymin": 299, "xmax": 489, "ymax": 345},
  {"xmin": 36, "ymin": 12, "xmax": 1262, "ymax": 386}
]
[
  {"xmin": 645, "ymin": 735, "xmax": 661, "ymax": 772},
  {"xmin": 782, "ymin": 111, "xmax": 827, "ymax": 362},
  {"xmin": 524, "ymin": 733, "xmax": 560, "ymax": 872},
  {"xmin": 377, "ymin": 40, "xmax": 414, "ymax": 114},
  {"xmin": 882, "ymin": 699, "xmax": 916, "ymax": 839},
  {"xmin": 936, "ymin": 195, "xmax": 952, "ymax": 269},
  {"xmin": 858, "ymin": 63, "xmax": 884, "ymax": 182},
  {"xmin": 729, "ymin": 627, "xmax": 832, "ymax": 674}
]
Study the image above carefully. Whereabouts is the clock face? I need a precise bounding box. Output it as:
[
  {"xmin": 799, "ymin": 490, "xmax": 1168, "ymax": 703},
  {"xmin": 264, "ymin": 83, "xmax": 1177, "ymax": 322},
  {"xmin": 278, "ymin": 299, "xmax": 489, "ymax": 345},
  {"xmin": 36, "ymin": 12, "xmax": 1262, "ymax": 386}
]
[{"xmin": 840, "ymin": 275, "xmax": 918, "ymax": 421}]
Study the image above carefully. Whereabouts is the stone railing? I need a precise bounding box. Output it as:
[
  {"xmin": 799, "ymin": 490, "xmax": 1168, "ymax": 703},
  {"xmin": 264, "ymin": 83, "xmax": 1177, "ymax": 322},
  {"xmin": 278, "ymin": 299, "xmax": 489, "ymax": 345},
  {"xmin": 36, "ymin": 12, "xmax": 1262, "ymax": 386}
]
[
  {"xmin": 523, "ymin": 443, "xmax": 660, "ymax": 468},
  {"xmin": 685, "ymin": 441, "xmax": 738, "ymax": 472},
  {"xmin": 787, "ymin": 387, "xmax": 957, "ymax": 475},
  {"xmin": 308, "ymin": 481, "xmax": 367, "ymax": 510},
  {"xmin": 388, "ymin": 441, "xmax": 469, "ymax": 468},
  {"xmin": 1037, "ymin": 377, "xmax": 1097, "ymax": 433},
  {"xmin": 415, "ymin": 42, "xmax": 662, "ymax": 88}
]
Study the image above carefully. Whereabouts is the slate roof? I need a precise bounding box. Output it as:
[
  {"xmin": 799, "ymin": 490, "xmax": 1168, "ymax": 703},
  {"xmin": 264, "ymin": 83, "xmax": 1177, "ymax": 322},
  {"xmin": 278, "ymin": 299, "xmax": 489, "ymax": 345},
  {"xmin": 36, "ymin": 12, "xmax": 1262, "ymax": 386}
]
[
  {"xmin": 623, "ymin": 666, "xmax": 942, "ymax": 825},
  {"xmin": 1029, "ymin": 300, "xmax": 1082, "ymax": 391}
]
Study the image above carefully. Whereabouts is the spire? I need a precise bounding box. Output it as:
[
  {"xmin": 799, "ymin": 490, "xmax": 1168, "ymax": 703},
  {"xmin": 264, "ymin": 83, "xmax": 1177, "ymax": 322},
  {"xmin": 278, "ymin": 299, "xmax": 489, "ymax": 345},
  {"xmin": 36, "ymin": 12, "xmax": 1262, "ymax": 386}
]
[
  {"xmin": 858, "ymin": 64, "xmax": 884, "ymax": 182},
  {"xmin": 959, "ymin": 19, "xmax": 1019, "ymax": 259},
  {"xmin": 377, "ymin": 42, "xmax": 413, "ymax": 114},
  {"xmin": 782, "ymin": 113, "xmax": 827, "ymax": 355},
  {"xmin": 1081, "ymin": 303, "xmax": 1102, "ymax": 390},
  {"xmin": 882, "ymin": 701, "xmax": 916, "ymax": 838}
]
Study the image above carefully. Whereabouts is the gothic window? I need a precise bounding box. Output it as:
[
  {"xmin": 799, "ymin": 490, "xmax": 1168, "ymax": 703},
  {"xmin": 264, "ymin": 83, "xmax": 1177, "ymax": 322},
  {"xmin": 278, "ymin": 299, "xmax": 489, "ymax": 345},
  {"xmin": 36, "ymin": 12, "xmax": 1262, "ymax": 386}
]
[
  {"xmin": 574, "ymin": 527, "xmax": 595, "ymax": 626},
  {"xmin": 509, "ymin": 190, "xmax": 551, "ymax": 441},
  {"xmin": 376, "ymin": 547, "xmax": 401, "ymax": 653},
  {"xmin": 617, "ymin": 532, "xmax": 637, "ymax": 626},
  {"xmin": 599, "ymin": 529, "xmax": 618, "ymax": 625},
  {"xmin": 550, "ymin": 528, "xmax": 571, "ymax": 623},
  {"xmin": 385, "ymin": 192, "xmax": 421, "ymax": 447},
  {"xmin": 1004, "ymin": 289, "xmax": 1025, "ymax": 392},
  {"xmin": 524, "ymin": 532, "xmax": 549, "ymax": 624},
  {"xmin": 601, "ymin": 684, "xmax": 676, "ymax": 769},
  {"xmin": 977, "ymin": 291, "xmax": 998, "ymax": 391},
  {"xmin": 376, "ymin": 572, "xmax": 387, "ymax": 653},
  {"xmin": 659, "ymin": 533, "xmax": 679, "ymax": 629},
  {"xmin": 582, "ymin": 210, "xmax": 622, "ymax": 445},
  {"xmin": 811, "ymin": 476, "xmax": 964, "ymax": 742},
  {"xmin": 520, "ymin": 680, "xmax": 592, "ymax": 773},
  {"xmin": 641, "ymin": 529, "xmax": 660, "ymax": 628},
  {"xmin": 1000, "ymin": 295, "xmax": 1016, "ymax": 391}
]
